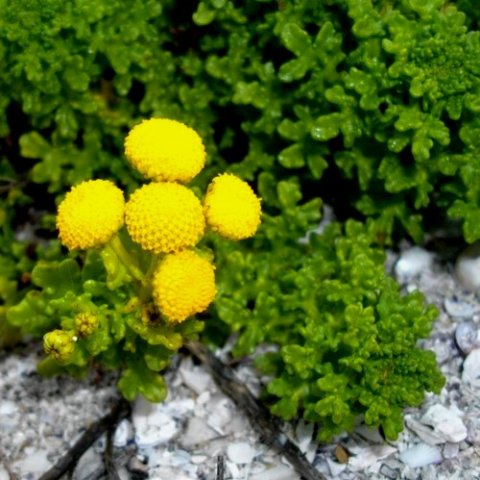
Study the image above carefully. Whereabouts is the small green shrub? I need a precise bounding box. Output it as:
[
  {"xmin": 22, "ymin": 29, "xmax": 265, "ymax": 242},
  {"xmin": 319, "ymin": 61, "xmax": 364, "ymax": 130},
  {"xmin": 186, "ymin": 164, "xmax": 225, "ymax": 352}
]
[
  {"xmin": 2, "ymin": 0, "xmax": 480, "ymax": 241},
  {"xmin": 212, "ymin": 220, "xmax": 444, "ymax": 441}
]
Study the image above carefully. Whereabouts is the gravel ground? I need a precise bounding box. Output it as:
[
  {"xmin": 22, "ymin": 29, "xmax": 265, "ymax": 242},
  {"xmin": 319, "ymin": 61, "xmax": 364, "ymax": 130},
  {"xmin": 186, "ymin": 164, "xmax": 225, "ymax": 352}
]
[{"xmin": 1, "ymin": 240, "xmax": 480, "ymax": 480}]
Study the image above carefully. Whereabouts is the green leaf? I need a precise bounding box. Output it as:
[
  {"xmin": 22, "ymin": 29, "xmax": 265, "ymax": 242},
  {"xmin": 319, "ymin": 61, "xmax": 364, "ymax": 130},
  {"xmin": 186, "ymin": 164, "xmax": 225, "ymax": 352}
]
[
  {"xmin": 118, "ymin": 367, "xmax": 167, "ymax": 403},
  {"xmin": 192, "ymin": 3, "xmax": 216, "ymax": 26},
  {"xmin": 311, "ymin": 114, "xmax": 341, "ymax": 141},
  {"xmin": 7, "ymin": 290, "xmax": 54, "ymax": 335},
  {"xmin": 278, "ymin": 144, "xmax": 305, "ymax": 168},
  {"xmin": 144, "ymin": 345, "xmax": 172, "ymax": 371},
  {"xmin": 126, "ymin": 314, "xmax": 183, "ymax": 350},
  {"xmin": 19, "ymin": 132, "xmax": 50, "ymax": 158},
  {"xmin": 277, "ymin": 180, "xmax": 302, "ymax": 208},
  {"xmin": 306, "ymin": 154, "xmax": 328, "ymax": 179},
  {"xmin": 32, "ymin": 259, "xmax": 81, "ymax": 296},
  {"xmin": 281, "ymin": 23, "xmax": 311, "ymax": 57},
  {"xmin": 270, "ymin": 397, "xmax": 298, "ymax": 421},
  {"xmin": 55, "ymin": 104, "xmax": 78, "ymax": 138},
  {"xmin": 395, "ymin": 108, "xmax": 423, "ymax": 131},
  {"xmin": 277, "ymin": 119, "xmax": 308, "ymax": 141},
  {"xmin": 278, "ymin": 58, "xmax": 310, "ymax": 82}
]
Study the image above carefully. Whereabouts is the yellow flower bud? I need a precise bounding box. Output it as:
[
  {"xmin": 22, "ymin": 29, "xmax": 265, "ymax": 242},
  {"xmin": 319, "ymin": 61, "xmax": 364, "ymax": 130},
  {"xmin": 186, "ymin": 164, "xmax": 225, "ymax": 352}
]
[
  {"xmin": 204, "ymin": 173, "xmax": 261, "ymax": 240},
  {"xmin": 124, "ymin": 118, "xmax": 206, "ymax": 183},
  {"xmin": 153, "ymin": 250, "xmax": 216, "ymax": 323},
  {"xmin": 125, "ymin": 182, "xmax": 205, "ymax": 254},
  {"xmin": 75, "ymin": 312, "xmax": 99, "ymax": 337},
  {"xmin": 43, "ymin": 330, "xmax": 75, "ymax": 360},
  {"xmin": 57, "ymin": 180, "xmax": 125, "ymax": 250}
]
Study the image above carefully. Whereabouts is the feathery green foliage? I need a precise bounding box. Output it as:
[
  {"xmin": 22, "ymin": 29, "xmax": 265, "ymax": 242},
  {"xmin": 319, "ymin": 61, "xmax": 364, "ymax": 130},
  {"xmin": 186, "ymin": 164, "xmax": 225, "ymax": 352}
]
[{"xmin": 212, "ymin": 220, "xmax": 444, "ymax": 441}]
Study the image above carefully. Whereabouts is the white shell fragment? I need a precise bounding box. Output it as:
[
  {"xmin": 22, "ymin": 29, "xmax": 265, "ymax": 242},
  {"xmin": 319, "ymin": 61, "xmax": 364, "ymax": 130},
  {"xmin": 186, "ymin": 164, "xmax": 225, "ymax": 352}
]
[
  {"xmin": 405, "ymin": 415, "xmax": 445, "ymax": 445},
  {"xmin": 420, "ymin": 404, "xmax": 467, "ymax": 443},
  {"xmin": 249, "ymin": 464, "xmax": 300, "ymax": 480},
  {"xmin": 444, "ymin": 298, "xmax": 476, "ymax": 318},
  {"xmin": 394, "ymin": 247, "xmax": 433, "ymax": 283},
  {"xmin": 206, "ymin": 395, "xmax": 232, "ymax": 433},
  {"xmin": 455, "ymin": 321, "xmax": 478, "ymax": 354},
  {"xmin": 179, "ymin": 357, "xmax": 212, "ymax": 395},
  {"xmin": 326, "ymin": 457, "xmax": 347, "ymax": 477},
  {"xmin": 114, "ymin": 419, "xmax": 133, "ymax": 447},
  {"xmin": 73, "ymin": 449, "xmax": 103, "ymax": 480},
  {"xmin": 347, "ymin": 444, "xmax": 397, "ymax": 471},
  {"xmin": 180, "ymin": 417, "xmax": 218, "ymax": 448},
  {"xmin": 226, "ymin": 442, "xmax": 257, "ymax": 464},
  {"xmin": 442, "ymin": 442, "xmax": 459, "ymax": 459},
  {"xmin": 455, "ymin": 242, "xmax": 480, "ymax": 292},
  {"xmin": 132, "ymin": 399, "xmax": 180, "ymax": 447},
  {"xmin": 462, "ymin": 348, "xmax": 480, "ymax": 388},
  {"xmin": 399, "ymin": 443, "xmax": 442, "ymax": 468},
  {"xmin": 12, "ymin": 450, "xmax": 51, "ymax": 477}
]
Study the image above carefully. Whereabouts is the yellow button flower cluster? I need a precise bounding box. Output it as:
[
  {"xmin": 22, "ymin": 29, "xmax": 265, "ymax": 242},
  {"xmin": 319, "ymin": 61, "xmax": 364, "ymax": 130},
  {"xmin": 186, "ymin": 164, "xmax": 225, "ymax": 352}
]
[
  {"xmin": 153, "ymin": 250, "xmax": 216, "ymax": 323},
  {"xmin": 57, "ymin": 180, "xmax": 125, "ymax": 250},
  {"xmin": 204, "ymin": 173, "xmax": 262, "ymax": 240},
  {"xmin": 124, "ymin": 118, "xmax": 206, "ymax": 183},
  {"xmin": 55, "ymin": 117, "xmax": 261, "ymax": 326},
  {"xmin": 125, "ymin": 182, "xmax": 205, "ymax": 254}
]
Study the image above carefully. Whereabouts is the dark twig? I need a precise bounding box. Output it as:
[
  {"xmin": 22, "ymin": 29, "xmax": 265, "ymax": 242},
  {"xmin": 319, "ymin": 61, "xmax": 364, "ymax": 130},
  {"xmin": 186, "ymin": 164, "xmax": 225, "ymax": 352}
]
[
  {"xmin": 185, "ymin": 341, "xmax": 325, "ymax": 480},
  {"xmin": 216, "ymin": 455, "xmax": 225, "ymax": 480},
  {"xmin": 39, "ymin": 397, "xmax": 131, "ymax": 480}
]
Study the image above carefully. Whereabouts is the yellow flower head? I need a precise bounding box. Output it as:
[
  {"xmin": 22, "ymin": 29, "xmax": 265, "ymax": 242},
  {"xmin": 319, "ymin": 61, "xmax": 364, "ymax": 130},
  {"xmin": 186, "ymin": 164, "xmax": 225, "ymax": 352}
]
[
  {"xmin": 204, "ymin": 173, "xmax": 261, "ymax": 240},
  {"xmin": 124, "ymin": 118, "xmax": 206, "ymax": 183},
  {"xmin": 153, "ymin": 250, "xmax": 216, "ymax": 323},
  {"xmin": 75, "ymin": 312, "xmax": 99, "ymax": 337},
  {"xmin": 57, "ymin": 180, "xmax": 125, "ymax": 250},
  {"xmin": 43, "ymin": 330, "xmax": 75, "ymax": 360},
  {"xmin": 125, "ymin": 182, "xmax": 205, "ymax": 254}
]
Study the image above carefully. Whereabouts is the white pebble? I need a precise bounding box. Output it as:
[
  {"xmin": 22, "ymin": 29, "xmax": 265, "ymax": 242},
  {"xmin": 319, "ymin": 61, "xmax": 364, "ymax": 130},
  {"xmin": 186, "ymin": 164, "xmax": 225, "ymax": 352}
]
[
  {"xmin": 399, "ymin": 443, "xmax": 442, "ymax": 468},
  {"xmin": 0, "ymin": 465, "xmax": 10, "ymax": 480},
  {"xmin": 0, "ymin": 401, "xmax": 18, "ymax": 415},
  {"xmin": 455, "ymin": 321, "xmax": 478, "ymax": 354},
  {"xmin": 226, "ymin": 442, "xmax": 257, "ymax": 464},
  {"xmin": 462, "ymin": 348, "xmax": 480, "ymax": 388},
  {"xmin": 421, "ymin": 404, "xmax": 467, "ymax": 443},
  {"xmin": 444, "ymin": 298, "xmax": 476, "ymax": 318},
  {"xmin": 455, "ymin": 243, "xmax": 480, "ymax": 292},
  {"xmin": 394, "ymin": 247, "xmax": 433, "ymax": 283}
]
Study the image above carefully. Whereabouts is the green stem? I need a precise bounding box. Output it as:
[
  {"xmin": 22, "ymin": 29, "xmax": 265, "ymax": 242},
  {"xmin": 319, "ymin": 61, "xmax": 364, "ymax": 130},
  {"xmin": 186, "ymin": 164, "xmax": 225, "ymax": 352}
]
[
  {"xmin": 137, "ymin": 255, "xmax": 161, "ymax": 301},
  {"xmin": 108, "ymin": 234, "xmax": 146, "ymax": 286}
]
